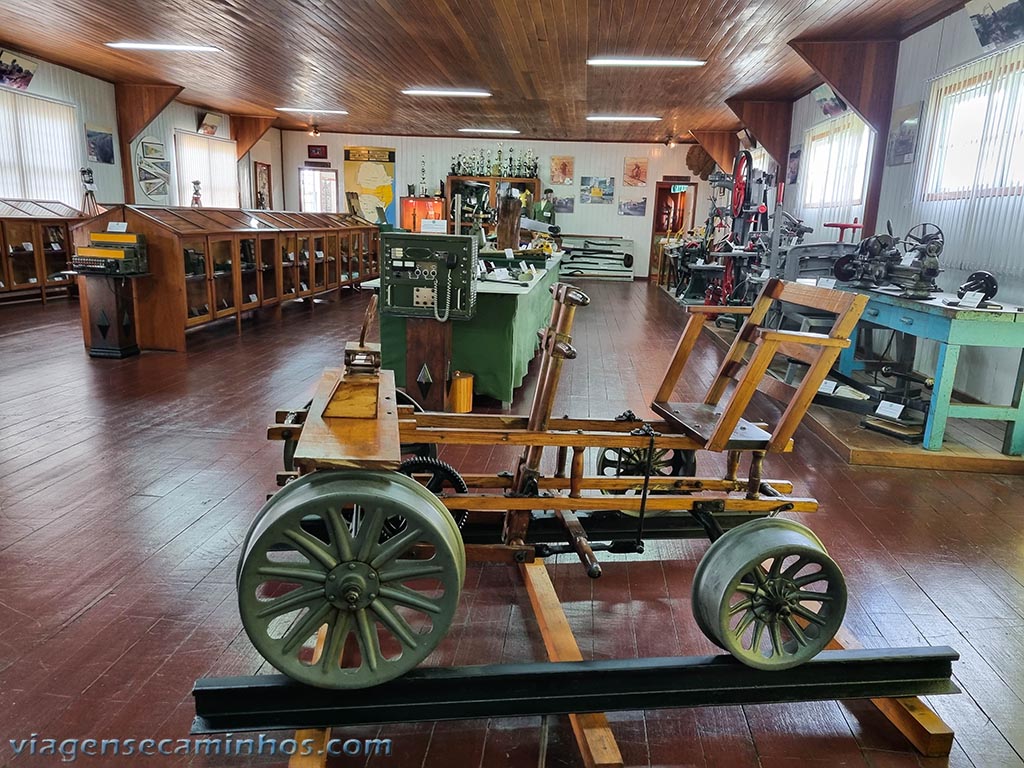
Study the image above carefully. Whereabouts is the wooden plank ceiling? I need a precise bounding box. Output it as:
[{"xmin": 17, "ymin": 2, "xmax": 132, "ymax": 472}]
[{"xmin": 0, "ymin": 0, "xmax": 962, "ymax": 143}]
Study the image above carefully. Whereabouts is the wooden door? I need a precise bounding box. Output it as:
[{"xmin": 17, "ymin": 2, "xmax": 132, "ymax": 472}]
[
  {"xmin": 281, "ymin": 232, "xmax": 298, "ymax": 298},
  {"xmin": 3, "ymin": 219, "xmax": 42, "ymax": 292},
  {"xmin": 325, "ymin": 232, "xmax": 339, "ymax": 287},
  {"xmin": 296, "ymin": 233, "xmax": 312, "ymax": 295},
  {"xmin": 208, "ymin": 235, "xmax": 237, "ymax": 318},
  {"xmin": 312, "ymin": 232, "xmax": 327, "ymax": 292}
]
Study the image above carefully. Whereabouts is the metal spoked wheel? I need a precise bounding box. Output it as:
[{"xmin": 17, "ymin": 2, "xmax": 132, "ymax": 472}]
[
  {"xmin": 692, "ymin": 518, "xmax": 846, "ymax": 670},
  {"xmin": 731, "ymin": 150, "xmax": 752, "ymax": 218},
  {"xmin": 596, "ymin": 446, "xmax": 697, "ymax": 516},
  {"xmin": 237, "ymin": 470, "xmax": 465, "ymax": 689}
]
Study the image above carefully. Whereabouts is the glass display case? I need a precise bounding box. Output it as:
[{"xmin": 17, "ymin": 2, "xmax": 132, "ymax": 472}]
[
  {"xmin": 400, "ymin": 196, "xmax": 447, "ymax": 232},
  {"xmin": 444, "ymin": 177, "xmax": 539, "ymax": 234},
  {"xmin": 76, "ymin": 205, "xmax": 380, "ymax": 351},
  {"xmin": 183, "ymin": 236, "xmax": 212, "ymax": 325},
  {"xmin": 0, "ymin": 199, "xmax": 81, "ymax": 302},
  {"xmin": 258, "ymin": 234, "xmax": 280, "ymax": 306},
  {"xmin": 239, "ymin": 237, "xmax": 260, "ymax": 311}
]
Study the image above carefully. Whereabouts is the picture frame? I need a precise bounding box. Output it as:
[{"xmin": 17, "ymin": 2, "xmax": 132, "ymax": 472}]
[
  {"xmin": 308, "ymin": 144, "xmax": 328, "ymax": 160},
  {"xmin": 253, "ymin": 161, "xmax": 272, "ymax": 209}
]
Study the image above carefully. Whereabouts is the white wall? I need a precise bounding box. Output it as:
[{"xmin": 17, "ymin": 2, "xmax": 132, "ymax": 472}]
[
  {"xmin": 786, "ymin": 9, "xmax": 1020, "ymax": 404},
  {"xmin": 7, "ymin": 51, "xmax": 124, "ymax": 204},
  {"xmin": 128, "ymin": 101, "xmax": 232, "ymax": 206},
  {"xmin": 279, "ymin": 131, "xmax": 704, "ymax": 275},
  {"xmin": 238, "ymin": 128, "xmax": 284, "ymax": 210}
]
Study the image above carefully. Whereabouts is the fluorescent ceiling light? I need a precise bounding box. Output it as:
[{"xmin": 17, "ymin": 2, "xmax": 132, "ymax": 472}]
[
  {"xmin": 587, "ymin": 115, "xmax": 661, "ymax": 122},
  {"xmin": 587, "ymin": 57, "xmax": 705, "ymax": 67},
  {"xmin": 458, "ymin": 128, "xmax": 520, "ymax": 134},
  {"xmin": 105, "ymin": 42, "xmax": 220, "ymax": 52},
  {"xmin": 275, "ymin": 107, "xmax": 348, "ymax": 115},
  {"xmin": 403, "ymin": 88, "xmax": 492, "ymax": 97}
]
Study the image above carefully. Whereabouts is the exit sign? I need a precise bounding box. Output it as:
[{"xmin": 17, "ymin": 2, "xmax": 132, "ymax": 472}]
[{"xmin": 671, "ymin": 184, "xmax": 687, "ymax": 193}]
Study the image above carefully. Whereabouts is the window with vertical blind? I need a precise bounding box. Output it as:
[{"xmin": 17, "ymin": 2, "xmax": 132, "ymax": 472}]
[
  {"xmin": 174, "ymin": 131, "xmax": 238, "ymax": 207},
  {"xmin": 801, "ymin": 112, "xmax": 873, "ymax": 210},
  {"xmin": 906, "ymin": 40, "xmax": 1024, "ymax": 277},
  {"xmin": 921, "ymin": 42, "xmax": 1024, "ymax": 200},
  {"xmin": 0, "ymin": 90, "xmax": 81, "ymax": 207}
]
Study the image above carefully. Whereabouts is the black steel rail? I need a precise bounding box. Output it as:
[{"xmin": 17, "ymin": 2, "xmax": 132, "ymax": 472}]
[{"xmin": 193, "ymin": 647, "xmax": 959, "ymax": 734}]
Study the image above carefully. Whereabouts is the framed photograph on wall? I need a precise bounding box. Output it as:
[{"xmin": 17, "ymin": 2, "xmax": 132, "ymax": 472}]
[
  {"xmin": 308, "ymin": 145, "xmax": 328, "ymax": 160},
  {"xmin": 253, "ymin": 161, "xmax": 272, "ymax": 209},
  {"xmin": 550, "ymin": 155, "xmax": 574, "ymax": 185},
  {"xmin": 623, "ymin": 157, "xmax": 648, "ymax": 186}
]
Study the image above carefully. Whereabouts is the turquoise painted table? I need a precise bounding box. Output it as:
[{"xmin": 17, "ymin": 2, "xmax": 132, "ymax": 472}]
[
  {"xmin": 837, "ymin": 287, "xmax": 1024, "ymax": 453},
  {"xmin": 366, "ymin": 258, "xmax": 561, "ymax": 404}
]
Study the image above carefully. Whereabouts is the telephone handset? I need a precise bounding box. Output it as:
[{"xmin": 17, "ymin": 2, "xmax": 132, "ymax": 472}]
[{"xmin": 432, "ymin": 251, "xmax": 461, "ymax": 322}]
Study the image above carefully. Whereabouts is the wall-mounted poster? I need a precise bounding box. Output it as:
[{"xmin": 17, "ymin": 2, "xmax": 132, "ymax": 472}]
[
  {"xmin": 0, "ymin": 50, "xmax": 36, "ymax": 90},
  {"xmin": 623, "ymin": 157, "xmax": 648, "ymax": 186},
  {"xmin": 86, "ymin": 126, "xmax": 115, "ymax": 165},
  {"xmin": 308, "ymin": 145, "xmax": 328, "ymax": 160},
  {"xmin": 967, "ymin": 0, "xmax": 1024, "ymax": 49},
  {"xmin": 550, "ymin": 155, "xmax": 574, "ymax": 185},
  {"xmin": 886, "ymin": 103, "xmax": 923, "ymax": 167},
  {"xmin": 134, "ymin": 137, "xmax": 169, "ymax": 202},
  {"xmin": 553, "ymin": 195, "xmax": 575, "ymax": 214},
  {"xmin": 344, "ymin": 146, "xmax": 396, "ymax": 224},
  {"xmin": 254, "ymin": 161, "xmax": 272, "ymax": 209},
  {"xmin": 787, "ymin": 146, "xmax": 801, "ymax": 184},
  {"xmin": 618, "ymin": 197, "xmax": 647, "ymax": 216},
  {"xmin": 811, "ymin": 83, "xmax": 847, "ymax": 118},
  {"xmin": 580, "ymin": 176, "xmax": 614, "ymax": 204}
]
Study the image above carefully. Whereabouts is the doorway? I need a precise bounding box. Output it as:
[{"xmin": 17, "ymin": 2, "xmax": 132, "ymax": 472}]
[{"xmin": 649, "ymin": 180, "xmax": 699, "ymax": 279}]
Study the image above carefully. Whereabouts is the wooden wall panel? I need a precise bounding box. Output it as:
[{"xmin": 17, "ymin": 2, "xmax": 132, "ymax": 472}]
[
  {"xmin": 114, "ymin": 83, "xmax": 183, "ymax": 205},
  {"xmin": 689, "ymin": 131, "xmax": 739, "ymax": 171},
  {"xmin": 788, "ymin": 39, "xmax": 901, "ymax": 234},
  {"xmin": 724, "ymin": 99, "xmax": 793, "ymax": 168},
  {"xmin": 231, "ymin": 116, "xmax": 277, "ymax": 160}
]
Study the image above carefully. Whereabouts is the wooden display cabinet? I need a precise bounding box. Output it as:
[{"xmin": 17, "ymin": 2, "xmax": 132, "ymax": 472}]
[
  {"xmin": 444, "ymin": 176, "xmax": 540, "ymax": 232},
  {"xmin": 0, "ymin": 198, "xmax": 81, "ymax": 303},
  {"xmin": 71, "ymin": 205, "xmax": 379, "ymax": 352}
]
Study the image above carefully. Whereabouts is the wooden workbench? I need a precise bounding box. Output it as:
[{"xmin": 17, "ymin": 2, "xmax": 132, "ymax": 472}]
[{"xmin": 838, "ymin": 287, "xmax": 1024, "ymax": 453}]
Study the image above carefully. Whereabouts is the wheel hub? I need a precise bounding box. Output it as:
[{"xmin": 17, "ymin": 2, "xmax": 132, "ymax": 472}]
[
  {"xmin": 326, "ymin": 561, "xmax": 379, "ymax": 610},
  {"xmin": 752, "ymin": 578, "xmax": 798, "ymax": 620}
]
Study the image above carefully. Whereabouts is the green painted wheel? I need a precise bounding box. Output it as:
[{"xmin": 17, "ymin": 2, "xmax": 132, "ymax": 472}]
[
  {"xmin": 692, "ymin": 518, "xmax": 846, "ymax": 670},
  {"xmin": 237, "ymin": 470, "xmax": 465, "ymax": 689}
]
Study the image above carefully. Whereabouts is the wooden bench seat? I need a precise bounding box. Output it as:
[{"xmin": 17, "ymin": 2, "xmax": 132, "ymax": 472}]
[{"xmin": 651, "ymin": 401, "xmax": 773, "ymax": 449}]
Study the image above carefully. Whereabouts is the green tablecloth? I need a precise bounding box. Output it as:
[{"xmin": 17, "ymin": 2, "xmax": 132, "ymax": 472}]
[{"xmin": 380, "ymin": 264, "xmax": 560, "ymax": 402}]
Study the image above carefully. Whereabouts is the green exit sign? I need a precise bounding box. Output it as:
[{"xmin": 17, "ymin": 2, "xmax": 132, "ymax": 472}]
[{"xmin": 670, "ymin": 184, "xmax": 687, "ymax": 193}]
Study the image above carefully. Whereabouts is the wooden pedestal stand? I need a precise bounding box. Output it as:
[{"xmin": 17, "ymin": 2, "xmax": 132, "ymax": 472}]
[{"xmin": 405, "ymin": 318, "xmax": 452, "ymax": 411}]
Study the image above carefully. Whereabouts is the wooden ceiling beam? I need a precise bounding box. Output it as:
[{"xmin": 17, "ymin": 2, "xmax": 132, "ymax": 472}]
[
  {"xmin": 114, "ymin": 83, "xmax": 183, "ymax": 204},
  {"xmin": 788, "ymin": 39, "xmax": 899, "ymax": 134},
  {"xmin": 723, "ymin": 98, "xmax": 793, "ymax": 168},
  {"xmin": 688, "ymin": 131, "xmax": 739, "ymax": 171},
  {"xmin": 231, "ymin": 115, "xmax": 278, "ymax": 160},
  {"xmin": 789, "ymin": 39, "xmax": 900, "ymax": 234}
]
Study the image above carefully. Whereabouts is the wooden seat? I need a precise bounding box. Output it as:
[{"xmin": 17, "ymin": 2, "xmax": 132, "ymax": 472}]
[
  {"xmin": 652, "ymin": 279, "xmax": 868, "ymax": 453},
  {"xmin": 651, "ymin": 401, "xmax": 773, "ymax": 449}
]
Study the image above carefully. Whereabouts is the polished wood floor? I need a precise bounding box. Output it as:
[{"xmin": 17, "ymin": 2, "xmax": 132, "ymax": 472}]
[{"xmin": 1, "ymin": 284, "xmax": 1023, "ymax": 767}]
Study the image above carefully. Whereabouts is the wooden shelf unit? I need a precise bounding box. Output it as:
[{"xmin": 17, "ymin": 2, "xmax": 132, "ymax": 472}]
[
  {"xmin": 73, "ymin": 206, "xmax": 379, "ymax": 352},
  {"xmin": 445, "ymin": 176, "xmax": 540, "ymax": 232},
  {"xmin": 0, "ymin": 199, "xmax": 82, "ymax": 304}
]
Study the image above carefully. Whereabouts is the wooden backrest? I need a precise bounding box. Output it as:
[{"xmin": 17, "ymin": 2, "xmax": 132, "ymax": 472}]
[{"xmin": 654, "ymin": 279, "xmax": 868, "ymax": 452}]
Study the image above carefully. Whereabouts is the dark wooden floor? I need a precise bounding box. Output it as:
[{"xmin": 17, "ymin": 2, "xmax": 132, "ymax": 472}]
[{"xmin": 1, "ymin": 284, "xmax": 1023, "ymax": 768}]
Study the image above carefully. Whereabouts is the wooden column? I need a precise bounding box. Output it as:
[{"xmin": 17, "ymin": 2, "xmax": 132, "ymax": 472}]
[
  {"xmin": 406, "ymin": 318, "xmax": 452, "ymax": 411},
  {"xmin": 114, "ymin": 83, "xmax": 183, "ymax": 204},
  {"xmin": 231, "ymin": 115, "xmax": 277, "ymax": 160},
  {"xmin": 688, "ymin": 131, "xmax": 739, "ymax": 172},
  {"xmin": 723, "ymin": 98, "xmax": 793, "ymax": 169},
  {"xmin": 789, "ymin": 39, "xmax": 901, "ymax": 234}
]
